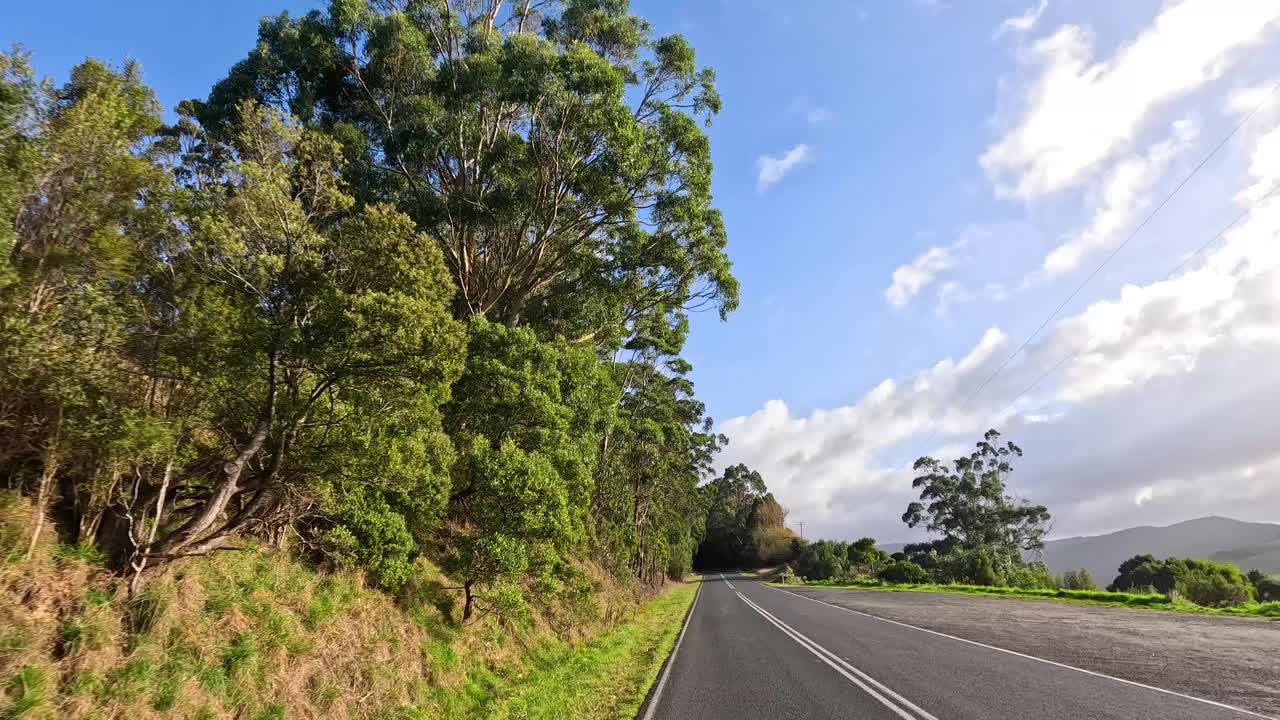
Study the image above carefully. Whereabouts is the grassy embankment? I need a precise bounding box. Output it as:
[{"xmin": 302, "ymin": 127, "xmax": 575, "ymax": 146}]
[
  {"xmin": 774, "ymin": 579, "xmax": 1280, "ymax": 619},
  {"xmin": 0, "ymin": 493, "xmax": 696, "ymax": 719}
]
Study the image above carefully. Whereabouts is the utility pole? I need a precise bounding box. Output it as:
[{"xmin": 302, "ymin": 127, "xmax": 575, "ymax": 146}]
[{"xmin": 797, "ymin": 521, "xmax": 805, "ymax": 540}]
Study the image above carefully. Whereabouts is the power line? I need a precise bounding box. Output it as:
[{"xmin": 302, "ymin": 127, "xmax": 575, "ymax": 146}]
[
  {"xmin": 990, "ymin": 177, "xmax": 1280, "ymax": 421},
  {"xmin": 909, "ymin": 81, "xmax": 1280, "ymax": 460}
]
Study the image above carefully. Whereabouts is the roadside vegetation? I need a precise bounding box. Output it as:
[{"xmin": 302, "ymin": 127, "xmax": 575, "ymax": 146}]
[
  {"xmin": 2, "ymin": 0, "xmax": 726, "ymax": 714},
  {"xmin": 758, "ymin": 430, "xmax": 1280, "ymax": 619},
  {"xmin": 0, "ymin": 493, "xmax": 698, "ymax": 718}
]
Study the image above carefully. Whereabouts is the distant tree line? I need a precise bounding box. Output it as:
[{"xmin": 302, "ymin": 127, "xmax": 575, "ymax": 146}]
[
  {"xmin": 0, "ymin": 0, "xmax": 738, "ymax": 621},
  {"xmin": 775, "ymin": 429, "xmax": 1279, "ymax": 609}
]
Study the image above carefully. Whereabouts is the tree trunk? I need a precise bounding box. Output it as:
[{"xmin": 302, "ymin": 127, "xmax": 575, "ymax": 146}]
[
  {"xmin": 462, "ymin": 580, "xmax": 475, "ymax": 622},
  {"xmin": 26, "ymin": 409, "xmax": 62, "ymax": 560},
  {"xmin": 155, "ymin": 414, "xmax": 271, "ymax": 556},
  {"xmin": 130, "ymin": 457, "xmax": 173, "ymax": 595}
]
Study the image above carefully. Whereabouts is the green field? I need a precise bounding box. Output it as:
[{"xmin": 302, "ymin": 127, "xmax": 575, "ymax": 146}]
[{"xmin": 774, "ymin": 579, "xmax": 1280, "ymax": 619}]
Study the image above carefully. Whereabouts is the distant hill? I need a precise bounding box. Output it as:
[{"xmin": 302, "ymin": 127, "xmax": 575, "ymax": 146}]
[
  {"xmin": 1042, "ymin": 517, "xmax": 1280, "ymax": 586},
  {"xmin": 877, "ymin": 516, "xmax": 1280, "ymax": 586}
]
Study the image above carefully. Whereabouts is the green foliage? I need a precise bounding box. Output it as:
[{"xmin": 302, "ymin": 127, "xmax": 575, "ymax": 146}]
[
  {"xmin": 1248, "ymin": 571, "xmax": 1280, "ymax": 602},
  {"xmin": 196, "ymin": 0, "xmax": 738, "ymax": 338},
  {"xmin": 877, "ymin": 559, "xmax": 929, "ymax": 584},
  {"xmin": 1109, "ymin": 555, "xmax": 1254, "ymax": 607},
  {"xmin": 1057, "ymin": 568, "xmax": 1096, "ymax": 591},
  {"xmin": 896, "ymin": 429, "xmax": 1053, "ymax": 587},
  {"xmin": 2, "ymin": 0, "xmax": 738, "ymax": 636},
  {"xmin": 905, "ymin": 429, "xmax": 1051, "ymax": 562},
  {"xmin": 777, "ymin": 565, "xmax": 802, "ymax": 584},
  {"xmin": 1003, "ymin": 561, "xmax": 1055, "ymax": 589},
  {"xmin": 696, "ymin": 464, "xmax": 795, "ymax": 569}
]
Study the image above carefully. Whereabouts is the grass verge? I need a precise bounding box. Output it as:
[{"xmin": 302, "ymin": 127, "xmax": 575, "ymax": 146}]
[
  {"xmin": 771, "ymin": 580, "xmax": 1280, "ymax": 619},
  {"xmin": 0, "ymin": 492, "xmax": 701, "ymax": 719},
  {"xmin": 495, "ymin": 583, "xmax": 696, "ymax": 720}
]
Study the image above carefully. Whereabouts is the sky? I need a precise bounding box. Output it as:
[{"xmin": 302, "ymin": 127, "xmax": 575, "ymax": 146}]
[{"xmin": 7, "ymin": 0, "xmax": 1280, "ymax": 544}]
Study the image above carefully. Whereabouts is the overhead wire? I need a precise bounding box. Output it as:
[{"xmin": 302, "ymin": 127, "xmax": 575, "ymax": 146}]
[{"xmin": 906, "ymin": 81, "xmax": 1280, "ymax": 461}]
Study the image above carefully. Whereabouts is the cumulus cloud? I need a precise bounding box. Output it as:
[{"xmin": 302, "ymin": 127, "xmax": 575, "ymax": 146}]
[
  {"xmin": 1040, "ymin": 118, "xmax": 1199, "ymax": 277},
  {"xmin": 756, "ymin": 144, "xmax": 813, "ymax": 192},
  {"xmin": 981, "ymin": 0, "xmax": 1280, "ymax": 198},
  {"xmin": 885, "ymin": 238, "xmax": 968, "ymax": 308},
  {"xmin": 993, "ymin": 0, "xmax": 1048, "ymax": 40},
  {"xmin": 721, "ymin": 107, "xmax": 1280, "ymax": 542}
]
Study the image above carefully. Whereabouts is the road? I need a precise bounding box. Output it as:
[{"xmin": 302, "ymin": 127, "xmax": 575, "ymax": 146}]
[{"xmin": 640, "ymin": 574, "xmax": 1278, "ymax": 720}]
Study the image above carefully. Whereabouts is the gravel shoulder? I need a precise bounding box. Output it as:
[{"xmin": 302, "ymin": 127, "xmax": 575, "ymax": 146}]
[{"xmin": 787, "ymin": 585, "xmax": 1280, "ymax": 716}]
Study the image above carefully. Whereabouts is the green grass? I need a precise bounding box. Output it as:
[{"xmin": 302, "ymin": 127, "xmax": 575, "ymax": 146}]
[
  {"xmin": 773, "ymin": 579, "xmax": 1280, "ymax": 618},
  {"xmin": 6, "ymin": 665, "xmax": 50, "ymax": 718},
  {"xmin": 491, "ymin": 583, "xmax": 697, "ymax": 720}
]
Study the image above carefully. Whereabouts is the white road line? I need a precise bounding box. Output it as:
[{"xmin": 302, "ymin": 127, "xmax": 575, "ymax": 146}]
[
  {"xmin": 768, "ymin": 585, "xmax": 1279, "ymax": 720},
  {"xmin": 719, "ymin": 573, "xmax": 736, "ymax": 590},
  {"xmin": 640, "ymin": 582, "xmax": 702, "ymax": 720},
  {"xmin": 736, "ymin": 591, "xmax": 936, "ymax": 720}
]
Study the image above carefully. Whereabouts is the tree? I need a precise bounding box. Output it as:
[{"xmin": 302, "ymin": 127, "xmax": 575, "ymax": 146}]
[
  {"xmin": 115, "ymin": 102, "xmax": 464, "ymax": 586},
  {"xmin": 0, "ymin": 56, "xmax": 172, "ymax": 559},
  {"xmin": 1108, "ymin": 555, "xmax": 1253, "ymax": 606},
  {"xmin": 878, "ymin": 559, "xmax": 928, "ymax": 584},
  {"xmin": 696, "ymin": 463, "xmax": 776, "ymax": 569},
  {"xmin": 903, "ymin": 429, "xmax": 1050, "ymax": 580},
  {"xmin": 846, "ymin": 537, "xmax": 887, "ymax": 569},
  {"xmin": 1057, "ymin": 568, "xmax": 1096, "ymax": 590},
  {"xmin": 1248, "ymin": 571, "xmax": 1280, "ymax": 603},
  {"xmin": 440, "ymin": 318, "xmax": 613, "ymax": 619},
  {"xmin": 194, "ymin": 0, "xmax": 737, "ymax": 344},
  {"xmin": 591, "ymin": 348, "xmax": 721, "ymax": 583}
]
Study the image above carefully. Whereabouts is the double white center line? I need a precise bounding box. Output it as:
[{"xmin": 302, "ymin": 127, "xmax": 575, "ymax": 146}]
[
  {"xmin": 719, "ymin": 573, "xmax": 736, "ymax": 590},
  {"xmin": 737, "ymin": 591, "xmax": 939, "ymax": 720}
]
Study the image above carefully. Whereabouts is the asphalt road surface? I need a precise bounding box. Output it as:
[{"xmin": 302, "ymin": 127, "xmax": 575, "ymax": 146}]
[{"xmin": 639, "ymin": 574, "xmax": 1278, "ymax": 720}]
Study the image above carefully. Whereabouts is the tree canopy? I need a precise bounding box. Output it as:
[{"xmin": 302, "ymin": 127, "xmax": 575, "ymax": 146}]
[{"xmin": 0, "ymin": 0, "xmax": 739, "ymax": 624}]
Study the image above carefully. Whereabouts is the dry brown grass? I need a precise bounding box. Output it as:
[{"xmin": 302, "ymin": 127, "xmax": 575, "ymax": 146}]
[{"xmin": 0, "ymin": 493, "xmax": 660, "ymax": 719}]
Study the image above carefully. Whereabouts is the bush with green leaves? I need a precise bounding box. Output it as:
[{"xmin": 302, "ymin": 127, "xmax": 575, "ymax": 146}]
[
  {"xmin": 877, "ymin": 559, "xmax": 930, "ymax": 584},
  {"xmin": 1248, "ymin": 571, "xmax": 1280, "ymax": 602},
  {"xmin": 1177, "ymin": 573, "xmax": 1252, "ymax": 608},
  {"xmin": 1057, "ymin": 568, "xmax": 1096, "ymax": 590},
  {"xmin": 1003, "ymin": 561, "xmax": 1056, "ymax": 590},
  {"xmin": 1109, "ymin": 555, "xmax": 1253, "ymax": 606}
]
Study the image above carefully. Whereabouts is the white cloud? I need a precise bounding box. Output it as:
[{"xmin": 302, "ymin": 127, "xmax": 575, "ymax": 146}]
[
  {"xmin": 721, "ymin": 103, "xmax": 1280, "ymax": 542},
  {"xmin": 982, "ymin": 0, "xmax": 1280, "ymax": 198},
  {"xmin": 935, "ymin": 281, "xmax": 974, "ymax": 316},
  {"xmin": 756, "ymin": 144, "xmax": 813, "ymax": 192},
  {"xmin": 993, "ymin": 0, "xmax": 1048, "ymax": 40},
  {"xmin": 1040, "ymin": 118, "xmax": 1199, "ymax": 277},
  {"xmin": 1134, "ymin": 485, "xmax": 1154, "ymax": 506},
  {"xmin": 789, "ymin": 97, "xmax": 833, "ymax": 126},
  {"xmin": 885, "ymin": 236, "xmax": 971, "ymax": 308}
]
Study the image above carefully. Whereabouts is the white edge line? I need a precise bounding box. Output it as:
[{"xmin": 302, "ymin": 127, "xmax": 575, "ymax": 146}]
[
  {"xmin": 767, "ymin": 584, "xmax": 1279, "ymax": 720},
  {"xmin": 736, "ymin": 592, "xmax": 920, "ymax": 720},
  {"xmin": 640, "ymin": 580, "xmax": 702, "ymax": 720}
]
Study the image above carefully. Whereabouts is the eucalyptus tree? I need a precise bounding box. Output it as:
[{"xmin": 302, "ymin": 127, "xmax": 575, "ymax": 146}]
[
  {"xmin": 194, "ymin": 0, "xmax": 738, "ymax": 344},
  {"xmin": 903, "ymin": 429, "xmax": 1051, "ymax": 578}
]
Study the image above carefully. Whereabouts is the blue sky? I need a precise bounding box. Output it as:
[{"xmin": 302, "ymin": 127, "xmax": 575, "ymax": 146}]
[{"xmin": 8, "ymin": 0, "xmax": 1280, "ymax": 542}]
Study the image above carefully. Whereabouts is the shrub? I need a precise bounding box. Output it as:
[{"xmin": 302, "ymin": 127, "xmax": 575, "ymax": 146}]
[
  {"xmin": 1004, "ymin": 562, "xmax": 1055, "ymax": 589},
  {"xmin": 1110, "ymin": 555, "xmax": 1252, "ymax": 605},
  {"xmin": 877, "ymin": 559, "xmax": 929, "ymax": 584},
  {"xmin": 1177, "ymin": 574, "xmax": 1251, "ymax": 608},
  {"xmin": 777, "ymin": 565, "xmax": 801, "ymax": 585},
  {"xmin": 1057, "ymin": 568, "xmax": 1096, "ymax": 590},
  {"xmin": 1253, "ymin": 576, "xmax": 1280, "ymax": 603}
]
